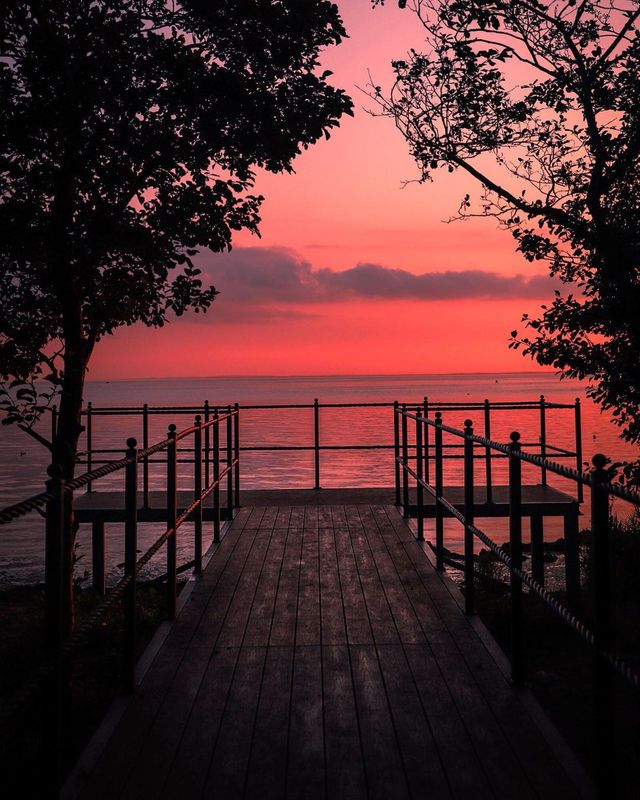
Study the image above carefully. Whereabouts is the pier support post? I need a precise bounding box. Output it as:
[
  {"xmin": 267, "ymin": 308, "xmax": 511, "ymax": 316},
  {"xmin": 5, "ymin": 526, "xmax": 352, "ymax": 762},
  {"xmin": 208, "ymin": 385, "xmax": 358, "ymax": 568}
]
[
  {"xmin": 194, "ymin": 416, "xmax": 203, "ymax": 575},
  {"xmin": 539, "ymin": 395, "xmax": 547, "ymax": 486},
  {"xmin": 591, "ymin": 454, "xmax": 612, "ymax": 797},
  {"xmin": 91, "ymin": 520, "xmax": 106, "ymax": 596},
  {"xmin": 124, "ymin": 438, "xmax": 138, "ymax": 693},
  {"xmin": 509, "ymin": 432, "xmax": 524, "ymax": 687},
  {"xmin": 434, "ymin": 412, "xmax": 444, "ymax": 571},
  {"xmin": 415, "ymin": 411, "xmax": 424, "ymax": 542},
  {"xmin": 166, "ymin": 424, "xmax": 177, "ymax": 620},
  {"xmin": 564, "ymin": 512, "xmax": 580, "ymax": 609},
  {"xmin": 142, "ymin": 403, "xmax": 150, "ymax": 509},
  {"xmin": 314, "ymin": 398, "xmax": 321, "ymax": 490},
  {"xmin": 234, "ymin": 403, "xmax": 240, "ymax": 508},
  {"xmin": 226, "ymin": 406, "xmax": 233, "ymax": 518},
  {"xmin": 393, "ymin": 402, "xmax": 400, "ymax": 507},
  {"xmin": 575, "ymin": 398, "xmax": 584, "ymax": 503},
  {"xmin": 463, "ymin": 420, "xmax": 475, "ymax": 615},
  {"xmin": 213, "ymin": 410, "xmax": 220, "ymax": 543},
  {"xmin": 401, "ymin": 405, "xmax": 409, "ymax": 517},
  {"xmin": 530, "ymin": 514, "xmax": 545, "ymax": 588}
]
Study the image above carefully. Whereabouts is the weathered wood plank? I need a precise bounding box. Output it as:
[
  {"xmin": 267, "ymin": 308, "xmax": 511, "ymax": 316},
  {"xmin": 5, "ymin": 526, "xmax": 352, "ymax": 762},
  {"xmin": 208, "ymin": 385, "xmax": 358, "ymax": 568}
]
[
  {"xmin": 334, "ymin": 520, "xmax": 374, "ymax": 646},
  {"xmin": 322, "ymin": 644, "xmax": 367, "ymax": 799},
  {"xmin": 244, "ymin": 646, "xmax": 294, "ymax": 800},
  {"xmin": 319, "ymin": 527, "xmax": 347, "ymax": 646},
  {"xmin": 295, "ymin": 522, "xmax": 321, "ymax": 646},
  {"xmin": 344, "ymin": 505, "xmax": 400, "ymax": 646},
  {"xmin": 270, "ymin": 524, "xmax": 304, "ymax": 647},
  {"xmin": 243, "ymin": 527, "xmax": 288, "ymax": 647},
  {"xmin": 160, "ymin": 646, "xmax": 240, "ymax": 799},
  {"xmin": 376, "ymin": 643, "xmax": 452, "ymax": 799},
  {"xmin": 403, "ymin": 644, "xmax": 495, "ymax": 799},
  {"xmin": 349, "ymin": 644, "xmax": 410, "ymax": 800},
  {"xmin": 287, "ymin": 645, "xmax": 325, "ymax": 800},
  {"xmin": 202, "ymin": 646, "xmax": 267, "ymax": 798}
]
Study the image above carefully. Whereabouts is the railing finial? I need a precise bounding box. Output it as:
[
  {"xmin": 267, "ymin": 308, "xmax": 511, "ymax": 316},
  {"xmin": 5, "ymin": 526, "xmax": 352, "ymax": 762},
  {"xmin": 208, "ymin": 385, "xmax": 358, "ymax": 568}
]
[
  {"xmin": 592, "ymin": 453, "xmax": 608, "ymax": 470},
  {"xmin": 126, "ymin": 437, "xmax": 137, "ymax": 450},
  {"xmin": 510, "ymin": 431, "xmax": 521, "ymax": 443},
  {"xmin": 47, "ymin": 463, "xmax": 63, "ymax": 479}
]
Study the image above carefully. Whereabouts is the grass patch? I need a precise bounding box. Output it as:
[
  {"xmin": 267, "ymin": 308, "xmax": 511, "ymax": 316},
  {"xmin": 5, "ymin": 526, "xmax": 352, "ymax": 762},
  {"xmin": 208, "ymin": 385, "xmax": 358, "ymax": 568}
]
[{"xmin": 0, "ymin": 579, "xmax": 184, "ymax": 797}]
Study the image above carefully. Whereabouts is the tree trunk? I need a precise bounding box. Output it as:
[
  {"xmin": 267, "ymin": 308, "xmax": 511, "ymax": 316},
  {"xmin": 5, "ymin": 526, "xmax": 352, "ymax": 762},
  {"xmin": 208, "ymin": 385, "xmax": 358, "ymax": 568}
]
[{"xmin": 52, "ymin": 329, "xmax": 91, "ymax": 635}]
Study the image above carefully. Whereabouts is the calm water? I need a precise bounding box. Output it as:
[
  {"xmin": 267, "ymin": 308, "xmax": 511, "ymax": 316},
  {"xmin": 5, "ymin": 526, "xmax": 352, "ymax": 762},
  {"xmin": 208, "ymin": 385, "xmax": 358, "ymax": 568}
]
[{"xmin": 0, "ymin": 372, "xmax": 636, "ymax": 588}]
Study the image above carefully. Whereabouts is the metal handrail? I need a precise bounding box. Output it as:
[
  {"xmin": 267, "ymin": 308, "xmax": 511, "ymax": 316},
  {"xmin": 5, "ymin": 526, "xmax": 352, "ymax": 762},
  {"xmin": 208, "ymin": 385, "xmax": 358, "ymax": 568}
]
[
  {"xmin": 68, "ymin": 396, "xmax": 581, "ymax": 497},
  {"xmin": 0, "ymin": 408, "xmax": 241, "ymax": 792},
  {"xmin": 395, "ymin": 404, "xmax": 638, "ymax": 797}
]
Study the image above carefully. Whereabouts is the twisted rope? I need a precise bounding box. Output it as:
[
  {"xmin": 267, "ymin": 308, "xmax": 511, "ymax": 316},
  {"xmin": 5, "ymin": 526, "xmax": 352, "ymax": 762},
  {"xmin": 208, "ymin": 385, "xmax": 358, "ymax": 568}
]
[{"xmin": 0, "ymin": 492, "xmax": 51, "ymax": 524}]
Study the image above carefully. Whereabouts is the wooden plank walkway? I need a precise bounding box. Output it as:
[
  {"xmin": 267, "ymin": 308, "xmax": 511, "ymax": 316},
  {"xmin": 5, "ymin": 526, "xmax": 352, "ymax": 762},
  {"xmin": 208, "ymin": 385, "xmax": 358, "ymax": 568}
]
[{"xmin": 71, "ymin": 504, "xmax": 588, "ymax": 800}]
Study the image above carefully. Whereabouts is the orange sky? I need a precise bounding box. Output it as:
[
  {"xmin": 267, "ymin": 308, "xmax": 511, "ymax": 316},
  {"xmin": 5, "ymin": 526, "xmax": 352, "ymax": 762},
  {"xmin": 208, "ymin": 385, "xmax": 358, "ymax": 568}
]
[{"xmin": 92, "ymin": 0, "xmax": 552, "ymax": 379}]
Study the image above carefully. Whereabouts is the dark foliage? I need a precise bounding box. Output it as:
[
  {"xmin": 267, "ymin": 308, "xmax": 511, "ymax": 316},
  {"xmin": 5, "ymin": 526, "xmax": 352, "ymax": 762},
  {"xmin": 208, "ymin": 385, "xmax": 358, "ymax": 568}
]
[
  {"xmin": 373, "ymin": 0, "xmax": 640, "ymax": 480},
  {"xmin": 0, "ymin": 0, "xmax": 352, "ymax": 627}
]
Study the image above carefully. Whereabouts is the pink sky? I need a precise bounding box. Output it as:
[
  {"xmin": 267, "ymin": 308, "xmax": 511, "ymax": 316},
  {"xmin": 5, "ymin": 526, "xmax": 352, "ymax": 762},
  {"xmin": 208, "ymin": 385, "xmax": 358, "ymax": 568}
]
[{"xmin": 92, "ymin": 1, "xmax": 552, "ymax": 379}]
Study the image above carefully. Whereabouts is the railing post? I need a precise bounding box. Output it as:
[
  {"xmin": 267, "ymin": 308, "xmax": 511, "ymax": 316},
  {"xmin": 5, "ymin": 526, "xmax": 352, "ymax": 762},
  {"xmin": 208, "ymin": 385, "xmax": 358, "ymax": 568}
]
[
  {"xmin": 91, "ymin": 520, "xmax": 105, "ymax": 595},
  {"xmin": 464, "ymin": 420, "xmax": 475, "ymax": 615},
  {"xmin": 213, "ymin": 410, "xmax": 220, "ymax": 543},
  {"xmin": 314, "ymin": 398, "xmax": 321, "ymax": 490},
  {"xmin": 86, "ymin": 402, "xmax": 93, "ymax": 493},
  {"xmin": 415, "ymin": 411, "xmax": 424, "ymax": 542},
  {"xmin": 234, "ymin": 403, "xmax": 240, "ymax": 508},
  {"xmin": 204, "ymin": 400, "xmax": 210, "ymax": 489},
  {"xmin": 591, "ymin": 453, "xmax": 612, "ymax": 796},
  {"xmin": 401, "ymin": 404, "xmax": 409, "ymax": 517},
  {"xmin": 539, "ymin": 394, "xmax": 547, "ymax": 486},
  {"xmin": 393, "ymin": 401, "xmax": 400, "ymax": 506},
  {"xmin": 484, "ymin": 399, "xmax": 493, "ymax": 503},
  {"xmin": 575, "ymin": 398, "xmax": 584, "ymax": 503},
  {"xmin": 142, "ymin": 403, "xmax": 150, "ymax": 508},
  {"xmin": 44, "ymin": 463, "xmax": 65, "ymax": 792},
  {"xmin": 434, "ymin": 412, "xmax": 444, "ymax": 572},
  {"xmin": 226, "ymin": 405, "xmax": 233, "ymax": 518},
  {"xmin": 423, "ymin": 396, "xmax": 430, "ymax": 485},
  {"xmin": 508, "ymin": 431, "xmax": 524, "ymax": 686},
  {"xmin": 166, "ymin": 424, "xmax": 177, "ymax": 620},
  {"xmin": 124, "ymin": 438, "xmax": 138, "ymax": 693},
  {"xmin": 194, "ymin": 416, "xmax": 203, "ymax": 576}
]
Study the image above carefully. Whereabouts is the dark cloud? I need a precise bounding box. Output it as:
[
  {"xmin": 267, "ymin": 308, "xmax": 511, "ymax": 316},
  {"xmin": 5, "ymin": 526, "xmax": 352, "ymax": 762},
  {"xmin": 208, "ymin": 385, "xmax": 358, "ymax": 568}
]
[{"xmin": 196, "ymin": 247, "xmax": 557, "ymax": 311}]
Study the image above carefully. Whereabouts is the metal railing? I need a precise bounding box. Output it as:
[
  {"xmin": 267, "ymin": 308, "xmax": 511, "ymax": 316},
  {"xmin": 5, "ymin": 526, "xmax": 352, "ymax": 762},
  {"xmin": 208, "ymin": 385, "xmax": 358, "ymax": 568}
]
[
  {"xmin": 395, "ymin": 405, "xmax": 640, "ymax": 797},
  {"xmin": 0, "ymin": 408, "xmax": 239, "ymax": 792},
  {"xmin": 68, "ymin": 395, "xmax": 581, "ymax": 495}
]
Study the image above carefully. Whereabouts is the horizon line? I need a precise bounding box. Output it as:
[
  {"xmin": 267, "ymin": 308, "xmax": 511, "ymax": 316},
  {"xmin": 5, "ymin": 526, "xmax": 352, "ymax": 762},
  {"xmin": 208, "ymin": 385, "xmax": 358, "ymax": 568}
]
[{"xmin": 85, "ymin": 369, "xmax": 565, "ymax": 383}]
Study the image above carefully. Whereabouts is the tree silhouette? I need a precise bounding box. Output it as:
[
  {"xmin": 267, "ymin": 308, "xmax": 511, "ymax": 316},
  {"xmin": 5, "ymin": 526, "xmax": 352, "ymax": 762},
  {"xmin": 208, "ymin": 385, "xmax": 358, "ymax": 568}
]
[
  {"xmin": 0, "ymin": 0, "xmax": 352, "ymax": 624},
  {"xmin": 374, "ymin": 0, "xmax": 640, "ymax": 478}
]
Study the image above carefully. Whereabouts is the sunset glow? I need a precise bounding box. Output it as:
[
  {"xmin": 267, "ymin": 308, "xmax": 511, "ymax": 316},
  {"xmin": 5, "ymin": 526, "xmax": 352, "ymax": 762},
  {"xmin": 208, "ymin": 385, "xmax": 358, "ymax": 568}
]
[{"xmin": 91, "ymin": 0, "xmax": 551, "ymax": 379}]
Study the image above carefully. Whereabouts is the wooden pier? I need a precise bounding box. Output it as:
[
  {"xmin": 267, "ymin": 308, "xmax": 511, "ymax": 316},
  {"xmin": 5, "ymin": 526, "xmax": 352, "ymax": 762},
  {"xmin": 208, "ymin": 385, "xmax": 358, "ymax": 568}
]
[{"xmin": 68, "ymin": 500, "xmax": 590, "ymax": 800}]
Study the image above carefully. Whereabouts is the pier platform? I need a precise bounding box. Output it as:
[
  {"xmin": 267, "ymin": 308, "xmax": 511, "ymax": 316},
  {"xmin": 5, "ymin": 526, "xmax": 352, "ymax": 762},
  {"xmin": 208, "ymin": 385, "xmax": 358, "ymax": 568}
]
[
  {"xmin": 69, "ymin": 501, "xmax": 590, "ymax": 799},
  {"xmin": 74, "ymin": 484, "xmax": 579, "ymax": 522}
]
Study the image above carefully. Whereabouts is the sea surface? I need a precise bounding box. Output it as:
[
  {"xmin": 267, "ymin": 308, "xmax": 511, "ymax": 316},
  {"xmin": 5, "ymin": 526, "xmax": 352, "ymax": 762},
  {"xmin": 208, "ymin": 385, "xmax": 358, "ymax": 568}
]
[{"xmin": 1, "ymin": 372, "xmax": 637, "ymax": 588}]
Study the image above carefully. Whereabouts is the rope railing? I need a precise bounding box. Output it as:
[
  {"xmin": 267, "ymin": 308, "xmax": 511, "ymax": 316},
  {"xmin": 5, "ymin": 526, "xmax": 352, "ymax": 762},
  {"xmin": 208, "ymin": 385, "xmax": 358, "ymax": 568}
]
[
  {"xmin": 0, "ymin": 407, "xmax": 241, "ymax": 792},
  {"xmin": 395, "ymin": 404, "xmax": 638, "ymax": 797}
]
